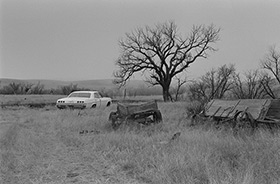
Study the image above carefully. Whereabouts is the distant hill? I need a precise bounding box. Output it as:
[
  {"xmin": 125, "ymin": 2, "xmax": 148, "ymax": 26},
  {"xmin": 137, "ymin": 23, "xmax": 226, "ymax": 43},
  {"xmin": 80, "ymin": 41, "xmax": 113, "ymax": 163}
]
[{"xmin": 0, "ymin": 78, "xmax": 155, "ymax": 90}]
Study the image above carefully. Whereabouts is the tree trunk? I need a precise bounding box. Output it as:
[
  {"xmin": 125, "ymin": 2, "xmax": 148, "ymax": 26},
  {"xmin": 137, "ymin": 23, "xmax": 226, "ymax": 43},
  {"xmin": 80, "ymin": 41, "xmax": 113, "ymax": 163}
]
[{"xmin": 162, "ymin": 85, "xmax": 171, "ymax": 102}]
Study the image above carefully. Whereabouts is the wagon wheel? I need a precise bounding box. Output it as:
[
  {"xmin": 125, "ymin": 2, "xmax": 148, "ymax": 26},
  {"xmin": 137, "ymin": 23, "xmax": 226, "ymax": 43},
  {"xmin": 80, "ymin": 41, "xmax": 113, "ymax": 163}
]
[
  {"xmin": 153, "ymin": 110, "xmax": 162, "ymax": 123},
  {"xmin": 109, "ymin": 112, "xmax": 122, "ymax": 130},
  {"xmin": 233, "ymin": 111, "xmax": 256, "ymax": 134}
]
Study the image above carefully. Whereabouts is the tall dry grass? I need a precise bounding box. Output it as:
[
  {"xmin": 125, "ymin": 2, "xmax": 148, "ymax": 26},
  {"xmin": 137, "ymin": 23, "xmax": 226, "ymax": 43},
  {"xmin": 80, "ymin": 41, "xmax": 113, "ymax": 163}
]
[{"xmin": 1, "ymin": 102, "xmax": 280, "ymax": 184}]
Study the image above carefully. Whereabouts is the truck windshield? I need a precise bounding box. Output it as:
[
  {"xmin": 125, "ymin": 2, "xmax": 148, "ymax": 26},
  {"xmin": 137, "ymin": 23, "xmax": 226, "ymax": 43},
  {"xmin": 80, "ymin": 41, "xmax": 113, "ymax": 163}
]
[{"xmin": 68, "ymin": 93, "xmax": 91, "ymax": 98}]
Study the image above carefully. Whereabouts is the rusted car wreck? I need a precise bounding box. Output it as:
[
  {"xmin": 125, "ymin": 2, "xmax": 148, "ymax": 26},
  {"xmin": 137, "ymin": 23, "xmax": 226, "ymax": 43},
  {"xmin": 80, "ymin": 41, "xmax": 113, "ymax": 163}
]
[{"xmin": 109, "ymin": 101, "xmax": 162, "ymax": 129}]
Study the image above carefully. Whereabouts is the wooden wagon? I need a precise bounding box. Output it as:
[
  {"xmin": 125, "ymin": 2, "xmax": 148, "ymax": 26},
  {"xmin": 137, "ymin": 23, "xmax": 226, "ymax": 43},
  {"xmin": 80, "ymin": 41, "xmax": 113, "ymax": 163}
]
[
  {"xmin": 201, "ymin": 99, "xmax": 280, "ymax": 130},
  {"xmin": 109, "ymin": 101, "xmax": 162, "ymax": 129}
]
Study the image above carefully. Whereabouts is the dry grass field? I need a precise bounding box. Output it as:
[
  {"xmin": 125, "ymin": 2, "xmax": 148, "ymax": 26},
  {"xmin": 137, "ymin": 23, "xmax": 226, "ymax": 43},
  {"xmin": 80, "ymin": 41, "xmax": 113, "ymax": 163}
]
[
  {"xmin": 0, "ymin": 94, "xmax": 163, "ymax": 108},
  {"xmin": 0, "ymin": 95, "xmax": 65, "ymax": 107},
  {"xmin": 1, "ymin": 99, "xmax": 280, "ymax": 184}
]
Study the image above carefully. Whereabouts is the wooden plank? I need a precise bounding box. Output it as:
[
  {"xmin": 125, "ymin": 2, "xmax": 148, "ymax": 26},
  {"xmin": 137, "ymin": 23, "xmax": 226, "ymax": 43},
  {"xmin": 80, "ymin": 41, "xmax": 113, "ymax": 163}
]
[
  {"xmin": 204, "ymin": 99, "xmax": 215, "ymax": 112},
  {"xmin": 205, "ymin": 99, "xmax": 239, "ymax": 117},
  {"xmin": 225, "ymin": 100, "xmax": 241, "ymax": 117}
]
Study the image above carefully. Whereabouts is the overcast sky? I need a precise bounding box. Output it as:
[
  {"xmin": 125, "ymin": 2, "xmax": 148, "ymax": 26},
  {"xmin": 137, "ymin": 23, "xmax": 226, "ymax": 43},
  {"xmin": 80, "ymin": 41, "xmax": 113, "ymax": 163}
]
[{"xmin": 0, "ymin": 0, "xmax": 279, "ymax": 81}]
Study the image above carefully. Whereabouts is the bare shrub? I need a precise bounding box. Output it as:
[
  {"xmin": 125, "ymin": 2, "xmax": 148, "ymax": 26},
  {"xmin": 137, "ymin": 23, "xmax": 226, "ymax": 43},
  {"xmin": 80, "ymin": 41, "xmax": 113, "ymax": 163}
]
[
  {"xmin": 30, "ymin": 82, "xmax": 45, "ymax": 94},
  {"xmin": 59, "ymin": 83, "xmax": 79, "ymax": 95},
  {"xmin": 185, "ymin": 100, "xmax": 205, "ymax": 117},
  {"xmin": 232, "ymin": 70, "xmax": 268, "ymax": 99},
  {"xmin": 188, "ymin": 64, "xmax": 236, "ymax": 102},
  {"xmin": 0, "ymin": 82, "xmax": 33, "ymax": 94},
  {"xmin": 261, "ymin": 45, "xmax": 280, "ymax": 84}
]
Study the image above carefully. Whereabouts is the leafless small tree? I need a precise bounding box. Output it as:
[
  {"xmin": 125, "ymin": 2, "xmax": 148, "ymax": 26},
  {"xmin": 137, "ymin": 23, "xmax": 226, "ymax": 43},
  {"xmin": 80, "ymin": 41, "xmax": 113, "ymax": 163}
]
[
  {"xmin": 31, "ymin": 82, "xmax": 45, "ymax": 94},
  {"xmin": 169, "ymin": 76, "xmax": 187, "ymax": 101},
  {"xmin": 9, "ymin": 82, "xmax": 21, "ymax": 94},
  {"xmin": 232, "ymin": 70, "xmax": 267, "ymax": 99},
  {"xmin": 259, "ymin": 72, "xmax": 277, "ymax": 99},
  {"xmin": 188, "ymin": 64, "xmax": 235, "ymax": 102},
  {"xmin": 261, "ymin": 46, "xmax": 280, "ymax": 84},
  {"xmin": 259, "ymin": 45, "xmax": 280, "ymax": 98},
  {"xmin": 114, "ymin": 21, "xmax": 220, "ymax": 101},
  {"xmin": 60, "ymin": 83, "xmax": 78, "ymax": 95},
  {"xmin": 188, "ymin": 80, "xmax": 208, "ymax": 102},
  {"xmin": 20, "ymin": 83, "xmax": 34, "ymax": 94}
]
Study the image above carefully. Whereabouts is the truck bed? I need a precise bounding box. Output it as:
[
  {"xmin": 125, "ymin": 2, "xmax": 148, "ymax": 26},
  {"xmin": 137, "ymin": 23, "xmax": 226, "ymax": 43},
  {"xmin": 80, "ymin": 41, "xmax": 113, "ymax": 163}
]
[{"xmin": 117, "ymin": 101, "xmax": 158, "ymax": 116}]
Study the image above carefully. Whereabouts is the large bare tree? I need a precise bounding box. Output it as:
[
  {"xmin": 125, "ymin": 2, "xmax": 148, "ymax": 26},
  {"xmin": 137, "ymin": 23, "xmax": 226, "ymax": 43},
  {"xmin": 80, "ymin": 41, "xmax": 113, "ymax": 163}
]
[{"xmin": 114, "ymin": 21, "xmax": 220, "ymax": 101}]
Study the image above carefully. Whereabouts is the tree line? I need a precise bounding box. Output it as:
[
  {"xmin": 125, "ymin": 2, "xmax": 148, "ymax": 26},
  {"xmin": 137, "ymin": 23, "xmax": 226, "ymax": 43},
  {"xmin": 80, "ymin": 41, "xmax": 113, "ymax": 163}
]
[
  {"xmin": 187, "ymin": 57, "xmax": 280, "ymax": 104},
  {"xmin": 0, "ymin": 81, "xmax": 163, "ymax": 98}
]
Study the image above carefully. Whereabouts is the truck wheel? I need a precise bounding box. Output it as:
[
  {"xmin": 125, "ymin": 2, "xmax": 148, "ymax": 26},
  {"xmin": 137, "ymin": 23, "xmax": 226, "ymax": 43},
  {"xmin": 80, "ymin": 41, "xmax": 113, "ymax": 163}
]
[
  {"xmin": 109, "ymin": 112, "xmax": 120, "ymax": 130},
  {"xmin": 153, "ymin": 110, "xmax": 162, "ymax": 123},
  {"xmin": 233, "ymin": 111, "xmax": 256, "ymax": 135}
]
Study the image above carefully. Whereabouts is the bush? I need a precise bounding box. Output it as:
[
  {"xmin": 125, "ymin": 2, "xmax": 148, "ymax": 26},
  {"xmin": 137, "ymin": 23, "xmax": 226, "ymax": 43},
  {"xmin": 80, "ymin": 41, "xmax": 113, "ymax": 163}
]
[
  {"xmin": 0, "ymin": 82, "xmax": 33, "ymax": 94},
  {"xmin": 186, "ymin": 100, "xmax": 205, "ymax": 117},
  {"xmin": 30, "ymin": 82, "xmax": 45, "ymax": 94}
]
